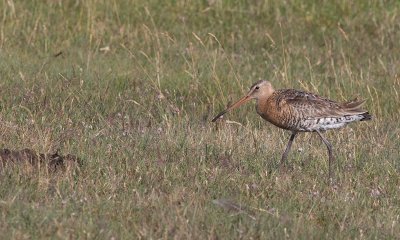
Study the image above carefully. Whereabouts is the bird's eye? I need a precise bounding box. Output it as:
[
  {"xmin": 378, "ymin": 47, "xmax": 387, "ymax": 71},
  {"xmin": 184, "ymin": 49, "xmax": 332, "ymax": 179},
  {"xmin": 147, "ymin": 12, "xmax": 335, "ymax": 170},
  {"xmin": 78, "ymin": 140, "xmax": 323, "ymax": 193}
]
[{"xmin": 255, "ymin": 86, "xmax": 260, "ymax": 90}]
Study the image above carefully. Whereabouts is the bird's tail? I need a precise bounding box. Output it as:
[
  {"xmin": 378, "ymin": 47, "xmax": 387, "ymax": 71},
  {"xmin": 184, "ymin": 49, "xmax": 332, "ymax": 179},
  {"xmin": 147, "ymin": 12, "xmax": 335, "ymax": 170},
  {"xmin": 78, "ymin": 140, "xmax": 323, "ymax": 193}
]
[
  {"xmin": 340, "ymin": 98, "xmax": 372, "ymax": 121},
  {"xmin": 359, "ymin": 112, "xmax": 372, "ymax": 121}
]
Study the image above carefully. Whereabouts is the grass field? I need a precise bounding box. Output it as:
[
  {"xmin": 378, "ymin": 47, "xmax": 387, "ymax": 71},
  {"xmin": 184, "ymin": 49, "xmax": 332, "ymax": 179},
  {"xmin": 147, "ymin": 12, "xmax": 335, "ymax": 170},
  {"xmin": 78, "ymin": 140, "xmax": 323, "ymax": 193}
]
[{"xmin": 0, "ymin": 0, "xmax": 400, "ymax": 239}]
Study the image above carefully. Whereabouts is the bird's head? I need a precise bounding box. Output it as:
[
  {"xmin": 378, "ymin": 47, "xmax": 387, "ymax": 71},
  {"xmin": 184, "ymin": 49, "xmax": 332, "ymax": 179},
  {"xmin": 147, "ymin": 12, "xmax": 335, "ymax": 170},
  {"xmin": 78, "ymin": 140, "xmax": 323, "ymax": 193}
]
[{"xmin": 211, "ymin": 80, "xmax": 275, "ymax": 122}]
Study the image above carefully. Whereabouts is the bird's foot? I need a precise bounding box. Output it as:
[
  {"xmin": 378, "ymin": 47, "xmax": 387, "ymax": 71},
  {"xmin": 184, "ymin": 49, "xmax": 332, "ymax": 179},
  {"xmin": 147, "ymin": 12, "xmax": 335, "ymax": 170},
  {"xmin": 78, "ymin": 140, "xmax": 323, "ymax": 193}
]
[
  {"xmin": 279, "ymin": 163, "xmax": 292, "ymax": 174},
  {"xmin": 279, "ymin": 163, "xmax": 286, "ymax": 173},
  {"xmin": 327, "ymin": 175, "xmax": 338, "ymax": 186}
]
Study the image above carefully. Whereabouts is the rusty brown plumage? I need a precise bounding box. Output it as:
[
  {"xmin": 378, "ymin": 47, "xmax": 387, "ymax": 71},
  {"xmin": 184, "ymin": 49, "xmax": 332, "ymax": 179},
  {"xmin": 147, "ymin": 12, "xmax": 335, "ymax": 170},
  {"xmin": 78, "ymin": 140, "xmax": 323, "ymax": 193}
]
[{"xmin": 212, "ymin": 80, "xmax": 372, "ymax": 180}]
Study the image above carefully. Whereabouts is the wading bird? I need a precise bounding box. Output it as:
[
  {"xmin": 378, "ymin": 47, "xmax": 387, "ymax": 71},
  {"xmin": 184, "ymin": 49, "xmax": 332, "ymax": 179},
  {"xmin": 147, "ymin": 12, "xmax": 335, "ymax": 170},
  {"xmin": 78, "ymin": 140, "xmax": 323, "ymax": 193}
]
[{"xmin": 212, "ymin": 80, "xmax": 371, "ymax": 179}]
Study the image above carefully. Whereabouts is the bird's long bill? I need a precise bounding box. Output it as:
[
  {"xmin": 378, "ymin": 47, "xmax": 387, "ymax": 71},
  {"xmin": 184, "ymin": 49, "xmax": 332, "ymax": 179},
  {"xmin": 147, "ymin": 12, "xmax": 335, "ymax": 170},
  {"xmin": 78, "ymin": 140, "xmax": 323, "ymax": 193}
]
[{"xmin": 211, "ymin": 95, "xmax": 251, "ymax": 122}]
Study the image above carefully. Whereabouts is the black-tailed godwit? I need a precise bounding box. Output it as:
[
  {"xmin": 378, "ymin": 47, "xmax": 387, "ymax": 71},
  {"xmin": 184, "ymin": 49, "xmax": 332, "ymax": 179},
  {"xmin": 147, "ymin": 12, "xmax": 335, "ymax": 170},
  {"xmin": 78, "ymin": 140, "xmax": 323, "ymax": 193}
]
[{"xmin": 212, "ymin": 80, "xmax": 372, "ymax": 179}]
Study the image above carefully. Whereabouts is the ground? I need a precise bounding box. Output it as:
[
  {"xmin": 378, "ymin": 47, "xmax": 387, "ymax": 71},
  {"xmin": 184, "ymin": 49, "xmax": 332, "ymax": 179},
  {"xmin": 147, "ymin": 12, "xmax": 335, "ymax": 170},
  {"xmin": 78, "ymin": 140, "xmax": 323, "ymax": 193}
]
[{"xmin": 0, "ymin": 1, "xmax": 399, "ymax": 239}]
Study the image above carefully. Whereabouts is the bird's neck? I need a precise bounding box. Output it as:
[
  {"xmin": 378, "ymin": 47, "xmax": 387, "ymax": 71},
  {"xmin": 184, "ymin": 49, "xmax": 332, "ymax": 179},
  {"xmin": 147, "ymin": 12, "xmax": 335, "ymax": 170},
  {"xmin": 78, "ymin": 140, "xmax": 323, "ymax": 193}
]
[{"xmin": 255, "ymin": 95, "xmax": 272, "ymax": 117}]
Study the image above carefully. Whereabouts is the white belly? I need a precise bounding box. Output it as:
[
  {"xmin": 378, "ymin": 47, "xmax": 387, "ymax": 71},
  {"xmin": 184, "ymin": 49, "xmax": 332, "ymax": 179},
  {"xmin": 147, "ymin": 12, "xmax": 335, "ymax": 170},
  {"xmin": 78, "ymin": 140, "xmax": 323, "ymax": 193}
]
[{"xmin": 298, "ymin": 115, "xmax": 365, "ymax": 131}]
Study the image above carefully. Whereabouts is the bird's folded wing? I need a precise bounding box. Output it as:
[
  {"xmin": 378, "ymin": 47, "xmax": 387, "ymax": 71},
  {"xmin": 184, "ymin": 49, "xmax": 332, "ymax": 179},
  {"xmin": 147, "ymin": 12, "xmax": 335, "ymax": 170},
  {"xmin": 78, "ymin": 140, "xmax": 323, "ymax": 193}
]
[{"xmin": 281, "ymin": 90, "xmax": 366, "ymax": 119}]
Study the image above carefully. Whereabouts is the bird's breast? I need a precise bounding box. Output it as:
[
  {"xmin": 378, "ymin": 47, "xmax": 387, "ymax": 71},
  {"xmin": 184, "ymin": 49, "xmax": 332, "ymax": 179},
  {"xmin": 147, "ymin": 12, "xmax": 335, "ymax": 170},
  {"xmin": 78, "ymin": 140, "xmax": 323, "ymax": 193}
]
[{"xmin": 256, "ymin": 100, "xmax": 292, "ymax": 130}]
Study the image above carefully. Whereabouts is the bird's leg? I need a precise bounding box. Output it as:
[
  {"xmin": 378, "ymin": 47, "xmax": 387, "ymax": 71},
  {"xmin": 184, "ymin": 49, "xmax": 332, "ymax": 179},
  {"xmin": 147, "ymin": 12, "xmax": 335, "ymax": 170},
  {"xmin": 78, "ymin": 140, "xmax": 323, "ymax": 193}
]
[
  {"xmin": 315, "ymin": 130, "xmax": 335, "ymax": 180},
  {"xmin": 280, "ymin": 132, "xmax": 297, "ymax": 168}
]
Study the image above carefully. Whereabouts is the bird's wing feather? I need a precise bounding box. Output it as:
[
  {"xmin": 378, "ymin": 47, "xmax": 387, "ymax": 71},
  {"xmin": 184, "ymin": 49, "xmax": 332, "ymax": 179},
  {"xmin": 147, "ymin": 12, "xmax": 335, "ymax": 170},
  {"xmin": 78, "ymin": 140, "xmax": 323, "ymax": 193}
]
[{"xmin": 279, "ymin": 89, "xmax": 362, "ymax": 119}]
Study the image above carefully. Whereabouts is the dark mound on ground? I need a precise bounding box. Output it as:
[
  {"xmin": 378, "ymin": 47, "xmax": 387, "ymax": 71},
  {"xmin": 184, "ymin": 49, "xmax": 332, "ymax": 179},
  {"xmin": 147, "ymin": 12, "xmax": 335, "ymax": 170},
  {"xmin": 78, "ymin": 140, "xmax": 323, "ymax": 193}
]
[{"xmin": 0, "ymin": 148, "xmax": 82, "ymax": 172}]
